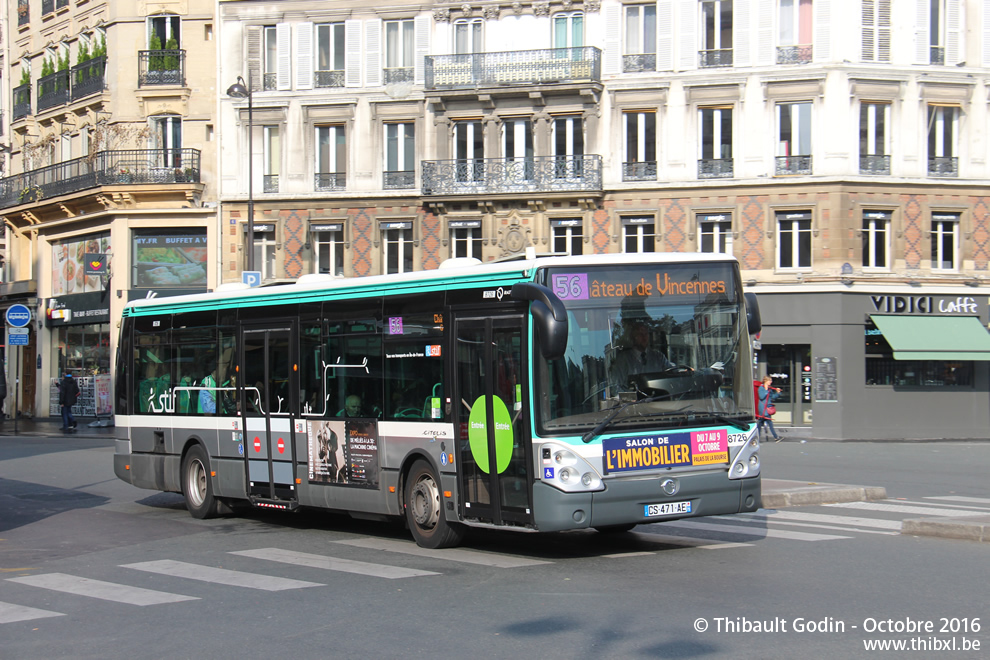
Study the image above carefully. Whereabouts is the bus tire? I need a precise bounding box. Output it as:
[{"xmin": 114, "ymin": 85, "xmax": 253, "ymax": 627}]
[
  {"xmin": 404, "ymin": 459, "xmax": 464, "ymax": 549},
  {"xmin": 182, "ymin": 444, "xmax": 220, "ymax": 519},
  {"xmin": 594, "ymin": 523, "xmax": 637, "ymax": 534}
]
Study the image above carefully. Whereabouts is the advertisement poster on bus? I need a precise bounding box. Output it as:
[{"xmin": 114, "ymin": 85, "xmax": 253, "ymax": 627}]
[{"xmin": 307, "ymin": 420, "xmax": 379, "ymax": 489}]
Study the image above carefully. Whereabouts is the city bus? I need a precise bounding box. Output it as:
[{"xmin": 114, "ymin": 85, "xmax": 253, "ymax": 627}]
[{"xmin": 113, "ymin": 252, "xmax": 763, "ymax": 548}]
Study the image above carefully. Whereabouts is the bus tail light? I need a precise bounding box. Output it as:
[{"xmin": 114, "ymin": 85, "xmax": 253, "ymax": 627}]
[{"xmin": 728, "ymin": 429, "xmax": 761, "ymax": 480}]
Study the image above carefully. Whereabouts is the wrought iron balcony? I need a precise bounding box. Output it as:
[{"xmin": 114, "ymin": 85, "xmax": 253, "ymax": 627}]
[
  {"xmin": 775, "ymin": 155, "xmax": 812, "ymax": 175},
  {"xmin": 776, "ymin": 45, "xmax": 813, "ymax": 65},
  {"xmin": 315, "ymin": 70, "xmax": 344, "ymax": 88},
  {"xmin": 860, "ymin": 155, "xmax": 890, "ymax": 175},
  {"xmin": 384, "ymin": 67, "xmax": 414, "ymax": 84},
  {"xmin": 699, "ymin": 49, "xmax": 733, "ymax": 68},
  {"xmin": 71, "ymin": 56, "xmax": 107, "ymax": 101},
  {"xmin": 138, "ymin": 50, "xmax": 186, "ymax": 86},
  {"xmin": 315, "ymin": 172, "xmax": 346, "ymax": 191},
  {"xmin": 263, "ymin": 174, "xmax": 279, "ymax": 193},
  {"xmin": 698, "ymin": 158, "xmax": 734, "ymax": 179},
  {"xmin": 425, "ymin": 47, "xmax": 601, "ymax": 90},
  {"xmin": 38, "ymin": 70, "xmax": 71, "ymax": 112},
  {"xmin": 622, "ymin": 161, "xmax": 657, "ymax": 181},
  {"xmin": 623, "ymin": 53, "xmax": 656, "ymax": 72},
  {"xmin": 421, "ymin": 155, "xmax": 602, "ymax": 196},
  {"xmin": 12, "ymin": 85, "xmax": 32, "ymax": 121},
  {"xmin": 928, "ymin": 157, "xmax": 958, "ymax": 177},
  {"xmin": 263, "ymin": 73, "xmax": 276, "ymax": 91},
  {"xmin": 0, "ymin": 148, "xmax": 202, "ymax": 210},
  {"xmin": 384, "ymin": 170, "xmax": 416, "ymax": 189},
  {"xmin": 930, "ymin": 46, "xmax": 945, "ymax": 65}
]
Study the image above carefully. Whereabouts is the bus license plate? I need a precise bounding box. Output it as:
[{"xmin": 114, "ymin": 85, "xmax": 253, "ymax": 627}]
[{"xmin": 644, "ymin": 501, "xmax": 691, "ymax": 518}]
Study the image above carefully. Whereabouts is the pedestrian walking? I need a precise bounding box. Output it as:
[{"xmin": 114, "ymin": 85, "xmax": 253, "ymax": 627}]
[
  {"xmin": 58, "ymin": 372, "xmax": 80, "ymax": 432},
  {"xmin": 757, "ymin": 375, "xmax": 782, "ymax": 442}
]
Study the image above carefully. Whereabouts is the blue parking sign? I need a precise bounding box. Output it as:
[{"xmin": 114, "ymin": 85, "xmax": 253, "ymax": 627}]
[{"xmin": 242, "ymin": 271, "xmax": 262, "ymax": 287}]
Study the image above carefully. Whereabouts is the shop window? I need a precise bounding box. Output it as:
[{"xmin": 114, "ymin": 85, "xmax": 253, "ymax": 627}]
[
  {"xmin": 449, "ymin": 220, "xmax": 482, "ymax": 259},
  {"xmin": 622, "ymin": 216, "xmax": 655, "ymax": 253},
  {"xmin": 865, "ymin": 319, "xmax": 972, "ymax": 387}
]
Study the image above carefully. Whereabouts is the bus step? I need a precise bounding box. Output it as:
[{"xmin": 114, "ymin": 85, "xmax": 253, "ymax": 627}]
[{"xmin": 249, "ymin": 497, "xmax": 299, "ymax": 512}]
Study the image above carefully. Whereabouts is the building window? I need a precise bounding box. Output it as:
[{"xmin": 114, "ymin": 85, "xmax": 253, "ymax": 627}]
[
  {"xmin": 699, "ymin": 107, "xmax": 733, "ymax": 178},
  {"xmin": 861, "ymin": 0, "xmax": 891, "ymax": 63},
  {"xmin": 862, "ymin": 211, "xmax": 890, "ymax": 270},
  {"xmin": 385, "ymin": 19, "xmax": 415, "ymax": 83},
  {"xmin": 622, "ymin": 217, "xmax": 655, "ymax": 253},
  {"xmin": 316, "ymin": 23, "xmax": 345, "ymax": 87},
  {"xmin": 502, "ymin": 119, "xmax": 534, "ymax": 183},
  {"xmin": 865, "ymin": 319, "xmax": 972, "ymax": 387},
  {"xmin": 263, "ymin": 26, "xmax": 278, "ymax": 90},
  {"xmin": 382, "ymin": 222, "xmax": 413, "ymax": 274},
  {"xmin": 552, "ymin": 219, "xmax": 583, "ymax": 256},
  {"xmin": 150, "ymin": 115, "xmax": 182, "ymax": 171},
  {"xmin": 777, "ymin": 0, "xmax": 813, "ymax": 64},
  {"xmin": 776, "ymin": 211, "xmax": 812, "ymax": 270},
  {"xmin": 928, "ymin": 105, "xmax": 958, "ymax": 177},
  {"xmin": 699, "ymin": 214, "xmax": 733, "ymax": 254},
  {"xmin": 253, "ymin": 228, "xmax": 277, "ymax": 280},
  {"xmin": 385, "ymin": 122, "xmax": 416, "ymax": 189},
  {"xmin": 776, "ymin": 102, "xmax": 812, "ymax": 175},
  {"xmin": 312, "ymin": 224, "xmax": 344, "ymax": 276},
  {"xmin": 860, "ymin": 102, "xmax": 891, "ymax": 174},
  {"xmin": 315, "ymin": 125, "xmax": 346, "ymax": 191},
  {"xmin": 931, "ymin": 213, "xmax": 959, "ymax": 271},
  {"xmin": 454, "ymin": 120, "xmax": 484, "ymax": 183},
  {"xmin": 264, "ymin": 126, "xmax": 280, "ymax": 192},
  {"xmin": 449, "ymin": 220, "xmax": 482, "ymax": 259},
  {"xmin": 454, "ymin": 19, "xmax": 483, "ymax": 54},
  {"xmin": 623, "ymin": 5, "xmax": 656, "ymax": 72},
  {"xmin": 148, "ymin": 13, "xmax": 181, "ymax": 48},
  {"xmin": 623, "ymin": 111, "xmax": 657, "ymax": 181},
  {"xmin": 700, "ymin": 0, "xmax": 733, "ymax": 67},
  {"xmin": 553, "ymin": 116, "xmax": 585, "ymax": 179},
  {"xmin": 553, "ymin": 12, "xmax": 584, "ymax": 48}
]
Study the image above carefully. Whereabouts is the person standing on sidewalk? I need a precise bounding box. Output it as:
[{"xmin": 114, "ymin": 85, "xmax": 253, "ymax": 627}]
[
  {"xmin": 58, "ymin": 372, "xmax": 80, "ymax": 431},
  {"xmin": 757, "ymin": 375, "xmax": 782, "ymax": 442}
]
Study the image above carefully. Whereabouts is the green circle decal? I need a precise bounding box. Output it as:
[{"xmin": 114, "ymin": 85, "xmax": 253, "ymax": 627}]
[{"xmin": 467, "ymin": 395, "xmax": 514, "ymax": 474}]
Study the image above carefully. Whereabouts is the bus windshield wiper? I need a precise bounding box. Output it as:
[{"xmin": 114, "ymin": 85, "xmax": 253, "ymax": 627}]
[
  {"xmin": 581, "ymin": 395, "xmax": 672, "ymax": 443},
  {"xmin": 676, "ymin": 410, "xmax": 750, "ymax": 432},
  {"xmin": 582, "ymin": 402, "xmax": 749, "ymax": 443}
]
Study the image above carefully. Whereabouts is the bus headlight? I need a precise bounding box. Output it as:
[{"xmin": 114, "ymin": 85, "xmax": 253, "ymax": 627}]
[
  {"xmin": 728, "ymin": 428, "xmax": 761, "ymax": 480},
  {"xmin": 541, "ymin": 443, "xmax": 604, "ymax": 493}
]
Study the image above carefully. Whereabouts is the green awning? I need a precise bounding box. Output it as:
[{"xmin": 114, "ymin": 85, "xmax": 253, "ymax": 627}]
[{"xmin": 871, "ymin": 315, "xmax": 990, "ymax": 360}]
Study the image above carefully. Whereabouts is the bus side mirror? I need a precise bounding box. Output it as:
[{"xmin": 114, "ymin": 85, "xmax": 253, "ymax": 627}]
[
  {"xmin": 745, "ymin": 292, "xmax": 762, "ymax": 336},
  {"xmin": 512, "ymin": 282, "xmax": 568, "ymax": 360}
]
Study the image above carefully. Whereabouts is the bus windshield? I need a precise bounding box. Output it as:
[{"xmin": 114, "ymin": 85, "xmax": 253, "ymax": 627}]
[{"xmin": 536, "ymin": 261, "xmax": 754, "ymax": 435}]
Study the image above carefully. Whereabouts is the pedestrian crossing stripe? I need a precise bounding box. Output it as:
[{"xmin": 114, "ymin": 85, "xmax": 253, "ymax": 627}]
[
  {"xmin": 6, "ymin": 573, "xmax": 198, "ymax": 606},
  {"xmin": 121, "ymin": 560, "xmax": 323, "ymax": 591},
  {"xmin": 826, "ymin": 501, "xmax": 990, "ymax": 518},
  {"xmin": 230, "ymin": 548, "xmax": 439, "ymax": 579},
  {"xmin": 334, "ymin": 538, "xmax": 552, "ymax": 567},
  {"xmin": 653, "ymin": 519, "xmax": 851, "ymax": 541},
  {"xmin": 0, "ymin": 601, "xmax": 65, "ymax": 624}
]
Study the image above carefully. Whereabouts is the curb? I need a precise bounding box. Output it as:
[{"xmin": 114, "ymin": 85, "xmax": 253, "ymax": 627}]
[
  {"xmin": 761, "ymin": 480, "xmax": 887, "ymax": 508},
  {"xmin": 901, "ymin": 517, "xmax": 990, "ymax": 543}
]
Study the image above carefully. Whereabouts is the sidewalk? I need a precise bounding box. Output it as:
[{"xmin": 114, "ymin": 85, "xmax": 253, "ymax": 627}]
[{"xmin": 0, "ymin": 416, "xmax": 116, "ymax": 438}]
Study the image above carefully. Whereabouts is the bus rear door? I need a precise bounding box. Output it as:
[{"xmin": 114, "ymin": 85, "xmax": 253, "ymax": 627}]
[{"xmin": 454, "ymin": 314, "xmax": 533, "ymax": 527}]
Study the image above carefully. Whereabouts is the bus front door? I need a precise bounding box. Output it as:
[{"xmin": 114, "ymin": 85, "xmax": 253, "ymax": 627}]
[
  {"xmin": 454, "ymin": 315, "xmax": 533, "ymax": 527},
  {"xmin": 240, "ymin": 324, "xmax": 300, "ymax": 508}
]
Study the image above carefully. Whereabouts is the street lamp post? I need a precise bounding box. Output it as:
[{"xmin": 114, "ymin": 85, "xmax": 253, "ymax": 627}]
[{"xmin": 226, "ymin": 76, "xmax": 254, "ymax": 273}]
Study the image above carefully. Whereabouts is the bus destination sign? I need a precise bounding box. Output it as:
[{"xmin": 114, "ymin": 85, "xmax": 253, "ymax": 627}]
[
  {"xmin": 548, "ymin": 264, "xmax": 736, "ymax": 304},
  {"xmin": 602, "ymin": 429, "xmax": 729, "ymax": 474}
]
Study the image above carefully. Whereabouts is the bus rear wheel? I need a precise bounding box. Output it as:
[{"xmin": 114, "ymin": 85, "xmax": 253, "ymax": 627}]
[
  {"xmin": 182, "ymin": 444, "xmax": 220, "ymax": 519},
  {"xmin": 404, "ymin": 460, "xmax": 464, "ymax": 549}
]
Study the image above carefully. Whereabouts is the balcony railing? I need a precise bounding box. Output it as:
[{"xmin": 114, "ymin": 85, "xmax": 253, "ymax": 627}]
[
  {"xmin": 38, "ymin": 70, "xmax": 71, "ymax": 112},
  {"xmin": 384, "ymin": 170, "xmax": 416, "ymax": 189},
  {"xmin": 699, "ymin": 49, "xmax": 733, "ymax": 68},
  {"xmin": 426, "ymin": 47, "xmax": 601, "ymax": 90},
  {"xmin": 71, "ymin": 56, "xmax": 106, "ymax": 101},
  {"xmin": 13, "ymin": 84, "xmax": 32, "ymax": 120},
  {"xmin": 776, "ymin": 45, "xmax": 813, "ymax": 65},
  {"xmin": 623, "ymin": 53, "xmax": 656, "ymax": 72},
  {"xmin": 422, "ymin": 155, "xmax": 602, "ymax": 196},
  {"xmin": 263, "ymin": 174, "xmax": 279, "ymax": 192},
  {"xmin": 263, "ymin": 73, "xmax": 276, "ymax": 91},
  {"xmin": 698, "ymin": 158, "xmax": 734, "ymax": 179},
  {"xmin": 384, "ymin": 67, "xmax": 414, "ymax": 84},
  {"xmin": 860, "ymin": 155, "xmax": 891, "ymax": 175},
  {"xmin": 315, "ymin": 172, "xmax": 346, "ymax": 191},
  {"xmin": 930, "ymin": 46, "xmax": 945, "ymax": 65},
  {"xmin": 138, "ymin": 50, "xmax": 186, "ymax": 87},
  {"xmin": 315, "ymin": 70, "xmax": 344, "ymax": 88},
  {"xmin": 775, "ymin": 155, "xmax": 812, "ymax": 175},
  {"xmin": 0, "ymin": 148, "xmax": 201, "ymax": 210},
  {"xmin": 928, "ymin": 156, "xmax": 958, "ymax": 177},
  {"xmin": 622, "ymin": 161, "xmax": 657, "ymax": 181}
]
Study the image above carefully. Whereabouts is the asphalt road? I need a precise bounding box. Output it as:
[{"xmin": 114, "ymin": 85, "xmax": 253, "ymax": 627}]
[{"xmin": 1, "ymin": 436, "xmax": 987, "ymax": 659}]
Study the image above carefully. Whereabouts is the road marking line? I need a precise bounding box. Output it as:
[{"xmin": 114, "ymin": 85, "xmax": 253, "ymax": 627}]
[
  {"xmin": 920, "ymin": 496, "xmax": 990, "ymax": 508},
  {"xmin": 733, "ymin": 510, "xmax": 902, "ymax": 531},
  {"xmin": 826, "ymin": 501, "xmax": 988, "ymax": 517},
  {"xmin": 602, "ymin": 551, "xmax": 656, "ymax": 558},
  {"xmin": 334, "ymin": 538, "xmax": 551, "ymax": 568},
  {"xmin": 631, "ymin": 531, "xmax": 754, "ymax": 550},
  {"xmin": 0, "ymin": 601, "xmax": 65, "ymax": 624},
  {"xmin": 6, "ymin": 573, "xmax": 198, "ymax": 606},
  {"xmin": 230, "ymin": 548, "xmax": 438, "ymax": 579},
  {"xmin": 728, "ymin": 515, "xmax": 899, "ymax": 536},
  {"xmin": 121, "ymin": 560, "xmax": 322, "ymax": 591},
  {"xmin": 653, "ymin": 519, "xmax": 851, "ymax": 541}
]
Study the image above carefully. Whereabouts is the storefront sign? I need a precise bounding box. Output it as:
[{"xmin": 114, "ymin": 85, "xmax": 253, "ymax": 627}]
[
  {"xmin": 46, "ymin": 292, "xmax": 111, "ymax": 327},
  {"xmin": 870, "ymin": 295, "xmax": 978, "ymax": 315}
]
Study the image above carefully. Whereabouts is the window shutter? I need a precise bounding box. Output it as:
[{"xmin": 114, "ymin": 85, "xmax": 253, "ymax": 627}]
[
  {"xmin": 984, "ymin": 0, "xmax": 990, "ymax": 66},
  {"xmin": 247, "ymin": 25, "xmax": 262, "ymax": 93},
  {"xmin": 414, "ymin": 14, "xmax": 430, "ymax": 85},
  {"xmin": 877, "ymin": 0, "xmax": 891, "ymax": 62},
  {"xmin": 756, "ymin": 0, "xmax": 773, "ymax": 66},
  {"xmin": 678, "ymin": 0, "xmax": 697, "ymax": 71},
  {"xmin": 945, "ymin": 0, "xmax": 962, "ymax": 65},
  {"xmin": 813, "ymin": 0, "xmax": 831, "ymax": 62},
  {"xmin": 365, "ymin": 18, "xmax": 382, "ymax": 87},
  {"xmin": 296, "ymin": 22, "xmax": 314, "ymax": 90},
  {"xmin": 604, "ymin": 4, "xmax": 621, "ymax": 75},
  {"xmin": 913, "ymin": 0, "xmax": 929, "ymax": 64},
  {"xmin": 345, "ymin": 19, "xmax": 362, "ymax": 87},
  {"xmin": 734, "ymin": 0, "xmax": 751, "ymax": 68},
  {"xmin": 862, "ymin": 0, "xmax": 876, "ymax": 62},
  {"xmin": 656, "ymin": 1, "xmax": 673, "ymax": 70},
  {"xmin": 276, "ymin": 23, "xmax": 291, "ymax": 90}
]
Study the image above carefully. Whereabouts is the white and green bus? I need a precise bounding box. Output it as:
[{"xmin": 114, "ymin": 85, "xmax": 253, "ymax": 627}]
[{"xmin": 113, "ymin": 252, "xmax": 763, "ymax": 548}]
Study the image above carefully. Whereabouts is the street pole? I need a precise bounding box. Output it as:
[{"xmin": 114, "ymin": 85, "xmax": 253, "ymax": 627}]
[{"xmin": 227, "ymin": 76, "xmax": 254, "ymax": 273}]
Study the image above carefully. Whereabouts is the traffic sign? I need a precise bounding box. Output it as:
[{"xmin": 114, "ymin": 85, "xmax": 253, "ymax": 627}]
[
  {"xmin": 242, "ymin": 271, "xmax": 262, "ymax": 287},
  {"xmin": 5, "ymin": 304, "xmax": 32, "ymax": 327},
  {"xmin": 8, "ymin": 329, "xmax": 29, "ymax": 345}
]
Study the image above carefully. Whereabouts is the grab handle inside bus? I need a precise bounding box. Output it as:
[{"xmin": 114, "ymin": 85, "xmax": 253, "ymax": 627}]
[
  {"xmin": 511, "ymin": 282, "xmax": 568, "ymax": 360},
  {"xmin": 745, "ymin": 292, "xmax": 762, "ymax": 335}
]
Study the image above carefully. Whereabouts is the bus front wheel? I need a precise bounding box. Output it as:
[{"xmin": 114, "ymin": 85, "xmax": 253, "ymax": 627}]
[
  {"xmin": 182, "ymin": 444, "xmax": 220, "ymax": 519},
  {"xmin": 404, "ymin": 460, "xmax": 464, "ymax": 549}
]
